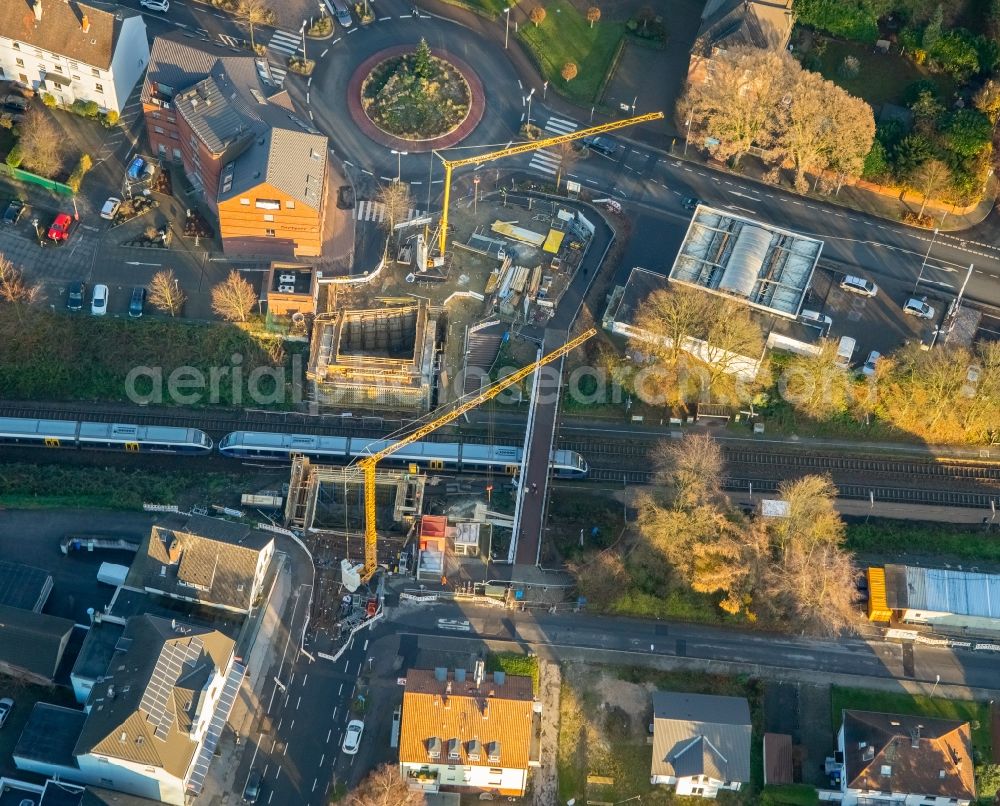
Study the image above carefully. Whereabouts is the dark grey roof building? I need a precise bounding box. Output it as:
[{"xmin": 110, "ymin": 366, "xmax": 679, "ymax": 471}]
[
  {"xmin": 651, "ymin": 691, "xmax": 752, "ymax": 796},
  {"xmin": 0, "ymin": 559, "xmax": 53, "ymax": 611},
  {"xmin": 693, "ymin": 0, "xmax": 795, "ymax": 54},
  {"xmin": 0, "ymin": 604, "xmax": 75, "ymax": 683}
]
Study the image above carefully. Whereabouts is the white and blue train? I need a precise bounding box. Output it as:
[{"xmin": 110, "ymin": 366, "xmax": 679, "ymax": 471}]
[
  {"xmin": 218, "ymin": 431, "xmax": 589, "ymax": 478},
  {"xmin": 0, "ymin": 416, "xmax": 213, "ymax": 454}
]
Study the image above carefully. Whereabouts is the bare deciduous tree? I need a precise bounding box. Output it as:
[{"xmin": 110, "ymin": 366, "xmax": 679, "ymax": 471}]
[
  {"xmin": 377, "ymin": 181, "xmax": 412, "ymax": 234},
  {"xmin": 649, "ymin": 432, "xmax": 726, "ymax": 510},
  {"xmin": 586, "ymin": 5, "xmax": 601, "ymax": 27},
  {"xmin": 569, "ymin": 550, "xmax": 627, "ymax": 610},
  {"xmin": 148, "ymin": 269, "xmax": 186, "ymax": 317},
  {"xmin": 680, "ymin": 47, "xmax": 792, "ymax": 167},
  {"xmin": 780, "ymin": 340, "xmax": 853, "ymax": 420},
  {"xmin": 211, "ymin": 270, "xmax": 257, "ymax": 323},
  {"xmin": 345, "ymin": 764, "xmax": 426, "ymax": 806},
  {"xmin": 529, "ymin": 5, "xmax": 546, "ymax": 26},
  {"xmin": 0, "ymin": 253, "xmax": 42, "ymax": 321},
  {"xmin": 910, "ymin": 158, "xmax": 952, "ymax": 217},
  {"xmin": 18, "ymin": 107, "xmax": 63, "ymax": 178},
  {"xmin": 237, "ymin": 0, "xmax": 274, "ymax": 51}
]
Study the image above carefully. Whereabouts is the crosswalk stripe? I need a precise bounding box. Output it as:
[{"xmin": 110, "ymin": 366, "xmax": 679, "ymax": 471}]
[
  {"xmin": 530, "ymin": 149, "xmax": 560, "ymax": 165},
  {"xmin": 218, "ymin": 34, "xmax": 240, "ymax": 47},
  {"xmin": 544, "ymin": 117, "xmax": 577, "ymax": 135},
  {"xmin": 268, "ymin": 30, "xmax": 302, "ymax": 55},
  {"xmin": 354, "ymin": 201, "xmax": 426, "ymax": 222}
]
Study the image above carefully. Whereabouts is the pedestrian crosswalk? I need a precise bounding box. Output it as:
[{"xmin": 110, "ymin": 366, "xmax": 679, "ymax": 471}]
[
  {"xmin": 268, "ymin": 29, "xmax": 302, "ymax": 58},
  {"xmin": 217, "ymin": 34, "xmax": 241, "ymax": 47},
  {"xmin": 527, "ymin": 115, "xmax": 578, "ymax": 175},
  {"xmin": 353, "ymin": 200, "xmax": 427, "ymax": 224}
]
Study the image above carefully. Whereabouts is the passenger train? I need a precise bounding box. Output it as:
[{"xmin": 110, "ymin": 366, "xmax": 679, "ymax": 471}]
[
  {"xmin": 0, "ymin": 417, "xmax": 213, "ymax": 453},
  {"xmin": 218, "ymin": 431, "xmax": 589, "ymax": 478}
]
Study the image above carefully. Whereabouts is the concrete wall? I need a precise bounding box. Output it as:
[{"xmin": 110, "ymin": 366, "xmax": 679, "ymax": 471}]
[
  {"xmin": 399, "ymin": 762, "xmax": 527, "ymax": 796},
  {"xmin": 77, "ymin": 753, "xmax": 186, "ymax": 805},
  {"xmin": 107, "ymin": 16, "xmax": 149, "ymax": 113}
]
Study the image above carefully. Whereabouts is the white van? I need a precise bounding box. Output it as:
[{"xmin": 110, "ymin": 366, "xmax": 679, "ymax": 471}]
[{"xmin": 834, "ymin": 336, "xmax": 856, "ymax": 368}]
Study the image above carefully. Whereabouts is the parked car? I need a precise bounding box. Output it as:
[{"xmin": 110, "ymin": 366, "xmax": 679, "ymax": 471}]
[
  {"xmin": 581, "ymin": 135, "xmax": 616, "ymax": 157},
  {"xmin": 862, "ymin": 350, "xmax": 881, "ymax": 377},
  {"xmin": 341, "ymin": 719, "xmax": 364, "ymax": 754},
  {"xmin": 839, "ymin": 275, "xmax": 878, "ymax": 297},
  {"xmin": 100, "ymin": 197, "xmax": 121, "ymax": 220},
  {"xmin": 242, "ymin": 769, "xmax": 262, "ymax": 804},
  {"xmin": 0, "ymin": 697, "xmax": 12, "ymax": 729},
  {"xmin": 902, "ymin": 297, "xmax": 935, "ymax": 319},
  {"xmin": 331, "ymin": 0, "xmax": 353, "ymax": 27},
  {"xmin": 337, "ymin": 184, "xmax": 355, "ymax": 209},
  {"xmin": 834, "ymin": 335, "xmax": 856, "ymax": 369},
  {"xmin": 2, "ymin": 199, "xmax": 24, "ymax": 225},
  {"xmin": 47, "ymin": 213, "xmax": 73, "ymax": 242},
  {"xmin": 140, "ymin": 0, "xmax": 170, "ymax": 9},
  {"xmin": 66, "ymin": 281, "xmax": 86, "ymax": 311},
  {"xmin": 2, "ymin": 94, "xmax": 28, "ymax": 112},
  {"xmin": 129, "ymin": 286, "xmax": 146, "ymax": 318},
  {"xmin": 799, "ymin": 309, "xmax": 833, "ymax": 331},
  {"xmin": 91, "ymin": 284, "xmax": 109, "ymax": 316},
  {"xmin": 681, "ymin": 195, "xmax": 700, "ymax": 210},
  {"xmin": 127, "ymin": 156, "xmax": 146, "ymax": 181}
]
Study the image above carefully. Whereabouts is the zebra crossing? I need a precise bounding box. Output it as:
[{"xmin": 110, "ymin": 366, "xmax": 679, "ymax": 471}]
[
  {"xmin": 527, "ymin": 115, "xmax": 578, "ymax": 176},
  {"xmin": 353, "ymin": 200, "xmax": 427, "ymax": 224},
  {"xmin": 268, "ymin": 29, "xmax": 302, "ymax": 58},
  {"xmin": 217, "ymin": 34, "xmax": 241, "ymax": 48}
]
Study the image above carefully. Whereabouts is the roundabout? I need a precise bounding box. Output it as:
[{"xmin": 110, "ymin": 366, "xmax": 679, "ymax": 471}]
[{"xmin": 348, "ymin": 43, "xmax": 486, "ymax": 152}]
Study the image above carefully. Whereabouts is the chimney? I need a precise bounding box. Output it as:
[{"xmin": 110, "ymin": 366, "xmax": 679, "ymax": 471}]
[
  {"xmin": 32, "ymin": 0, "xmax": 42, "ymax": 21},
  {"xmin": 474, "ymin": 660, "xmax": 485, "ymax": 687},
  {"xmin": 81, "ymin": 14, "xmax": 90, "ymax": 32},
  {"xmin": 911, "ymin": 725, "xmax": 922, "ymax": 748}
]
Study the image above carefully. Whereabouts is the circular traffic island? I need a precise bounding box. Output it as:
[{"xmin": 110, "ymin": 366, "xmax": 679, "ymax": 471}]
[{"xmin": 361, "ymin": 39, "xmax": 471, "ymax": 141}]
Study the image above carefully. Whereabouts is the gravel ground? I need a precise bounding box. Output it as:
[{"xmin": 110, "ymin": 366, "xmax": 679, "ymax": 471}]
[{"xmin": 532, "ymin": 659, "xmax": 561, "ymax": 806}]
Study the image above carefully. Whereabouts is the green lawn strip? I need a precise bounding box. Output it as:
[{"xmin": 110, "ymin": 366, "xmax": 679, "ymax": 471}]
[
  {"xmin": 846, "ymin": 522, "xmax": 1000, "ymax": 563},
  {"xmin": 0, "ymin": 306, "xmax": 299, "ymax": 407},
  {"xmin": 440, "ymin": 0, "xmax": 509, "ymax": 17},
  {"xmin": 830, "ymin": 686, "xmax": 992, "ymax": 760},
  {"xmin": 762, "ymin": 783, "xmax": 820, "ymax": 805},
  {"xmin": 486, "ymin": 651, "xmax": 539, "ymax": 694},
  {"xmin": 517, "ymin": 0, "xmax": 625, "ymax": 105},
  {"xmin": 812, "ymin": 38, "xmax": 955, "ymax": 108},
  {"xmin": 0, "ymin": 464, "xmax": 250, "ymax": 510}
]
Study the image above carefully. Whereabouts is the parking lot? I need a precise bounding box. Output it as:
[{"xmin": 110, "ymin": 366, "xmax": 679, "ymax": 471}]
[{"xmin": 806, "ymin": 266, "xmax": 942, "ymax": 367}]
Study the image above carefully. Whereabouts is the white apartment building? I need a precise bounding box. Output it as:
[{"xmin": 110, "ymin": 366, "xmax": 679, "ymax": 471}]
[{"xmin": 0, "ymin": 0, "xmax": 149, "ymax": 114}]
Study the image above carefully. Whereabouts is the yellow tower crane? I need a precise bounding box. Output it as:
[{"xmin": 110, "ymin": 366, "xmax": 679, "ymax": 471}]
[
  {"xmin": 433, "ymin": 110, "xmax": 664, "ymax": 256},
  {"xmin": 356, "ymin": 327, "xmax": 597, "ymax": 582}
]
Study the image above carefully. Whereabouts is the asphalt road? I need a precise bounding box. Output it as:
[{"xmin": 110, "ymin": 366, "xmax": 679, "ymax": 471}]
[{"xmin": 393, "ymin": 602, "xmax": 1000, "ymax": 694}]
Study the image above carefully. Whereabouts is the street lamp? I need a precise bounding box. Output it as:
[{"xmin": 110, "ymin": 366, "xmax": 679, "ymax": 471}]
[
  {"xmin": 683, "ymin": 116, "xmax": 693, "ymax": 155},
  {"xmin": 913, "ymin": 227, "xmax": 939, "ymax": 293},
  {"xmin": 542, "ymin": 80, "xmax": 548, "ymax": 100},
  {"xmin": 391, "ymin": 149, "xmax": 408, "ymax": 182},
  {"xmin": 525, "ymin": 87, "xmax": 535, "ymax": 126},
  {"xmin": 504, "ymin": 6, "xmax": 511, "ymax": 49},
  {"xmin": 630, "ymin": 95, "xmax": 637, "ymax": 115}
]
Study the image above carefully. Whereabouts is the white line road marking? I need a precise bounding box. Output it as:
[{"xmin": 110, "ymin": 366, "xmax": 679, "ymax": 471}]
[
  {"xmin": 326, "ymin": 728, "xmax": 332, "ymax": 743},
  {"xmin": 338, "ymin": 683, "xmax": 343, "ymax": 695},
  {"xmin": 309, "ymin": 110, "xmax": 314, "ymax": 121},
  {"xmin": 290, "ymin": 719, "xmax": 294, "ymax": 730},
  {"xmin": 307, "ymin": 76, "xmax": 312, "ymax": 86},
  {"xmin": 289, "ymin": 673, "xmax": 295, "ymax": 686},
  {"xmin": 312, "ymin": 779, "xmax": 318, "ymax": 792},
  {"xmin": 272, "ymin": 737, "xmax": 278, "ymax": 752},
  {"xmin": 303, "ymin": 674, "xmax": 308, "ymax": 686},
  {"xmin": 432, "ymin": 179, "xmax": 443, "ymax": 184},
  {"xmin": 321, "ymin": 48, "xmax": 329, "ymax": 57},
  {"xmin": 268, "ymin": 793, "xmax": 273, "ymax": 804},
  {"xmin": 283, "ymin": 742, "xmax": 288, "ymax": 755},
  {"xmin": 380, "ymin": 175, "xmax": 393, "ymax": 181},
  {"xmin": 296, "ymin": 696, "xmax": 301, "ymax": 709},
  {"xmin": 363, "ymin": 639, "xmax": 368, "ymax": 651},
  {"xmin": 347, "ymin": 27, "xmax": 357, "ymax": 33},
  {"xmin": 361, "ymin": 168, "xmax": 373, "ymax": 175},
  {"xmin": 410, "ymin": 180, "xmax": 422, "ymax": 185},
  {"xmin": 277, "ymin": 718, "xmax": 282, "ymax": 731},
  {"xmin": 380, "ymin": 15, "xmax": 391, "ymax": 19},
  {"xmin": 344, "ymin": 659, "xmax": 350, "ymax": 672},
  {"xmin": 333, "ymin": 706, "xmax": 339, "ymax": 719},
  {"xmin": 319, "ymin": 753, "xmax": 325, "ymax": 766},
  {"xmin": 306, "ymin": 91, "xmax": 310, "ymax": 103}
]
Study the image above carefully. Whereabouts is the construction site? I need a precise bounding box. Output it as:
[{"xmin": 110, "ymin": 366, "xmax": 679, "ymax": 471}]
[{"xmin": 306, "ymin": 300, "xmax": 440, "ymax": 412}]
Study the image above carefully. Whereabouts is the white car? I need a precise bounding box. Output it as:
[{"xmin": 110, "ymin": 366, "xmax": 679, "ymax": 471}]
[
  {"xmin": 902, "ymin": 297, "xmax": 935, "ymax": 319},
  {"xmin": 140, "ymin": 0, "xmax": 169, "ymax": 10},
  {"xmin": 100, "ymin": 197, "xmax": 121, "ymax": 220},
  {"xmin": 840, "ymin": 275, "xmax": 879, "ymax": 297},
  {"xmin": 862, "ymin": 350, "xmax": 881, "ymax": 377},
  {"xmin": 91, "ymin": 284, "xmax": 109, "ymax": 316},
  {"xmin": 342, "ymin": 719, "xmax": 364, "ymax": 754}
]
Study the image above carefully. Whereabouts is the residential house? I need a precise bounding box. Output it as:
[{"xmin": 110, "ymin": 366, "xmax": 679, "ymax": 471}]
[
  {"xmin": 650, "ymin": 691, "xmax": 752, "ymax": 798},
  {"xmin": 0, "ymin": 604, "xmax": 74, "ymax": 684},
  {"xmin": 14, "ymin": 614, "xmax": 244, "ymax": 805},
  {"xmin": 398, "ymin": 662, "xmax": 538, "ymax": 797},
  {"xmin": 141, "ymin": 34, "xmax": 329, "ymax": 257},
  {"xmin": 127, "ymin": 515, "xmax": 275, "ymax": 615},
  {"xmin": 0, "ymin": 776, "xmax": 159, "ymax": 806},
  {"xmin": 832, "ymin": 710, "xmax": 975, "ymax": 805},
  {"xmin": 0, "ymin": 0, "xmax": 149, "ymax": 114},
  {"xmin": 688, "ymin": 0, "xmax": 796, "ymax": 84},
  {"xmin": 266, "ymin": 262, "xmax": 317, "ymax": 317}
]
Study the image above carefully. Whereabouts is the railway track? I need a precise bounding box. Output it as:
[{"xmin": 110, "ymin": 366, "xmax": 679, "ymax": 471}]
[{"xmin": 585, "ymin": 468, "xmax": 1000, "ymax": 509}]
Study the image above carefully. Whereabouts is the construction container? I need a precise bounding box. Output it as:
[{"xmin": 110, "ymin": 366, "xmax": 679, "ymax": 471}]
[{"xmin": 867, "ymin": 566, "xmax": 892, "ymax": 622}]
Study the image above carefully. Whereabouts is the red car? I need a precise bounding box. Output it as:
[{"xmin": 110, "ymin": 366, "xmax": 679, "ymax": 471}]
[{"xmin": 47, "ymin": 213, "xmax": 73, "ymax": 242}]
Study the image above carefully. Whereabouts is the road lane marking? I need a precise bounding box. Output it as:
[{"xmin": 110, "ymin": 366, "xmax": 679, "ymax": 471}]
[
  {"xmin": 319, "ymin": 753, "xmax": 325, "ymax": 767},
  {"xmin": 296, "ymin": 696, "xmax": 301, "ymax": 710},
  {"xmin": 312, "ymin": 779, "xmax": 318, "ymax": 792},
  {"xmin": 268, "ymin": 793, "xmax": 273, "ymax": 804},
  {"xmin": 333, "ymin": 706, "xmax": 338, "ymax": 719},
  {"xmin": 290, "ymin": 719, "xmax": 295, "ymax": 730},
  {"xmin": 326, "ymin": 728, "xmax": 332, "ymax": 743},
  {"xmin": 344, "ymin": 659, "xmax": 350, "ymax": 672},
  {"xmin": 338, "ymin": 683, "xmax": 343, "ymax": 695},
  {"xmin": 303, "ymin": 674, "xmax": 308, "ymax": 686},
  {"xmin": 321, "ymin": 47, "xmax": 329, "ymax": 57},
  {"xmin": 363, "ymin": 639, "xmax": 368, "ymax": 651},
  {"xmin": 283, "ymin": 742, "xmax": 288, "ymax": 755}
]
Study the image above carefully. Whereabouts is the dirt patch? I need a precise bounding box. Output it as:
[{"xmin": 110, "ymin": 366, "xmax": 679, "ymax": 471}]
[{"xmin": 590, "ymin": 667, "xmax": 654, "ymax": 733}]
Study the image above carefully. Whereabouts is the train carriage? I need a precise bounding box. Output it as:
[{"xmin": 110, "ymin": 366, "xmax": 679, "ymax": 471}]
[{"xmin": 0, "ymin": 417, "xmax": 212, "ymax": 454}]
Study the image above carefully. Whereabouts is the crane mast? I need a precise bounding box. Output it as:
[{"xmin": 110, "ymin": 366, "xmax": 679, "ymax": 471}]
[{"xmin": 357, "ymin": 327, "xmax": 596, "ymax": 582}]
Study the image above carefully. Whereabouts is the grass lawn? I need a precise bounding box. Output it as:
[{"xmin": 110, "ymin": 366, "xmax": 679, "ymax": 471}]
[
  {"xmin": 846, "ymin": 522, "xmax": 1000, "ymax": 563},
  {"xmin": 517, "ymin": 0, "xmax": 626, "ymax": 105},
  {"xmin": 0, "ymin": 464, "xmax": 252, "ymax": 509},
  {"xmin": 811, "ymin": 38, "xmax": 956, "ymax": 108},
  {"xmin": 448, "ymin": 0, "xmax": 511, "ymax": 16},
  {"xmin": 486, "ymin": 651, "xmax": 539, "ymax": 694},
  {"xmin": 830, "ymin": 686, "xmax": 992, "ymax": 760},
  {"xmin": 0, "ymin": 307, "xmax": 302, "ymax": 407}
]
